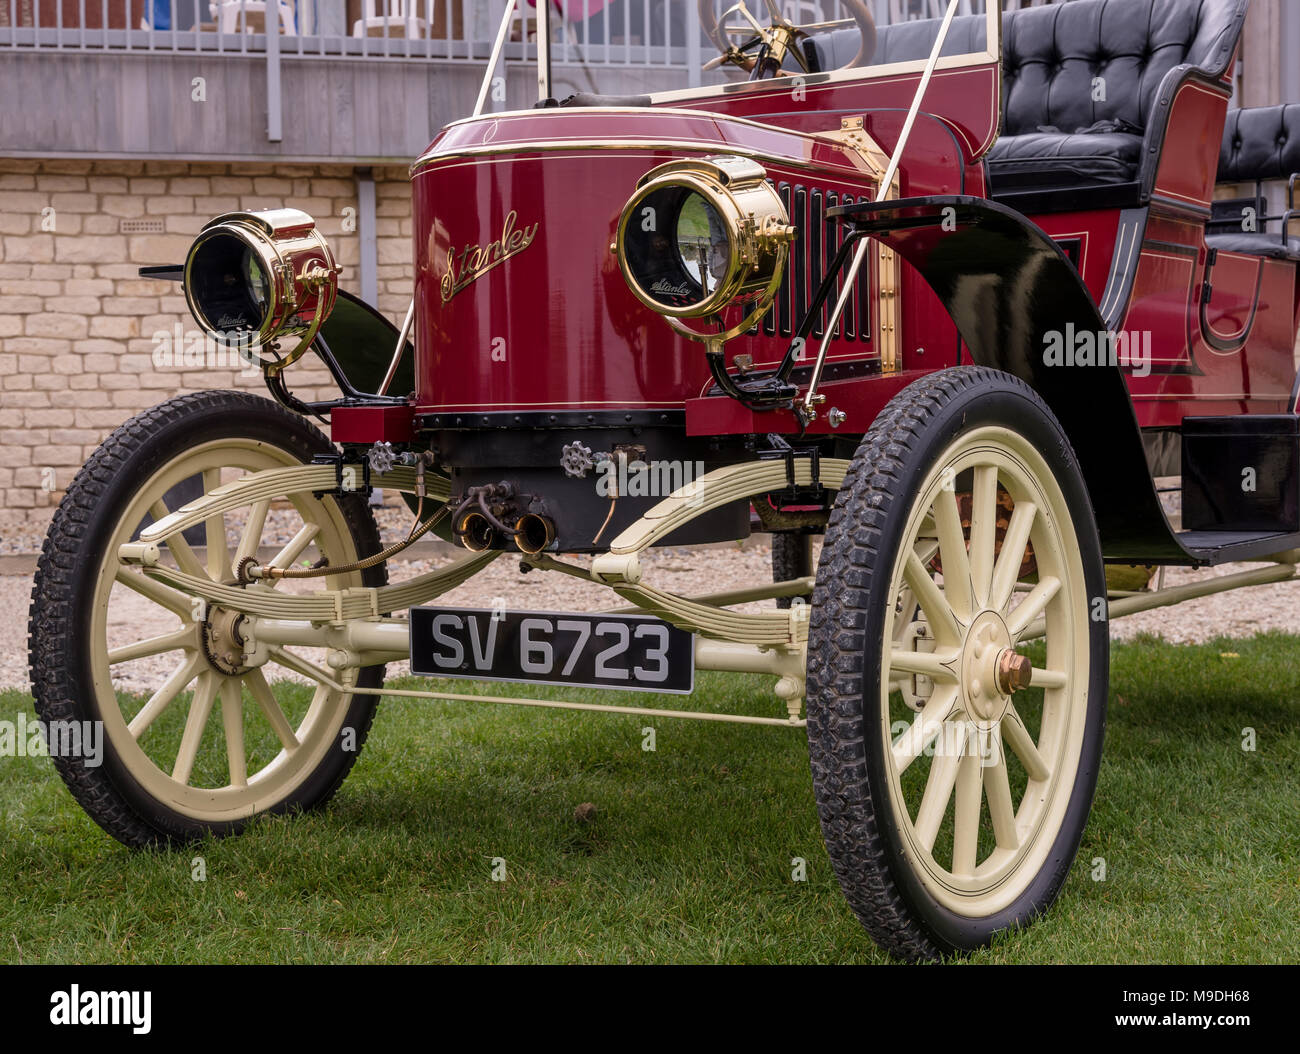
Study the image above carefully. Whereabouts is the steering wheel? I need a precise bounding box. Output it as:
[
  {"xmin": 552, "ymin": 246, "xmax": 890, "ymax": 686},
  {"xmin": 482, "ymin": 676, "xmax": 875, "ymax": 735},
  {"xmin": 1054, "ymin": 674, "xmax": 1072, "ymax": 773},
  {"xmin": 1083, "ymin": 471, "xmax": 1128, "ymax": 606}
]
[{"xmin": 698, "ymin": 0, "xmax": 877, "ymax": 78}]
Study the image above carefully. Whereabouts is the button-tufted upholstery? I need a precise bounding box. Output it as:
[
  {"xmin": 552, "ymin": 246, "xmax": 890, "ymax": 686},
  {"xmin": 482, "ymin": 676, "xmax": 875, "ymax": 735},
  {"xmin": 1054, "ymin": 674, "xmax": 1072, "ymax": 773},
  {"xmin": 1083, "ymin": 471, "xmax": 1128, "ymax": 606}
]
[
  {"xmin": 808, "ymin": 0, "xmax": 1247, "ymax": 198},
  {"xmin": 1207, "ymin": 104, "xmax": 1300, "ymax": 260},
  {"xmin": 994, "ymin": 0, "xmax": 1246, "ymax": 194},
  {"xmin": 1217, "ymin": 104, "xmax": 1300, "ymax": 184}
]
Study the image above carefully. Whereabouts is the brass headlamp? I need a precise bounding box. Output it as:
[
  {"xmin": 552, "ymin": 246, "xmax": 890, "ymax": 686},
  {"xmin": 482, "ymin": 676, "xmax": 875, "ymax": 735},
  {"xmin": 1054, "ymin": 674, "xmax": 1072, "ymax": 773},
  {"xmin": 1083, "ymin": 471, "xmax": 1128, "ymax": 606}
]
[
  {"xmin": 183, "ymin": 208, "xmax": 339, "ymax": 376},
  {"xmin": 616, "ymin": 155, "xmax": 795, "ymax": 345}
]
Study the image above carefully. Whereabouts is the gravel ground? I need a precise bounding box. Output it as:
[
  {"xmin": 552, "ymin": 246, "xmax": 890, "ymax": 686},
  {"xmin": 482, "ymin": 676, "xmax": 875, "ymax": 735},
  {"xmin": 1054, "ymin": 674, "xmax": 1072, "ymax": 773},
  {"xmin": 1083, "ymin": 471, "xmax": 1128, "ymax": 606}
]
[{"xmin": 6, "ymin": 536, "xmax": 1300, "ymax": 691}]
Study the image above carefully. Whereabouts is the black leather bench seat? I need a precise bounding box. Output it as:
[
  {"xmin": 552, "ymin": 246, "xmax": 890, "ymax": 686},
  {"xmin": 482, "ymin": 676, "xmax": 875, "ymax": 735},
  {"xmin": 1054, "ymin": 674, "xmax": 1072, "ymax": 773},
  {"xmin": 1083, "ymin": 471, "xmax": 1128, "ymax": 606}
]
[
  {"xmin": 1207, "ymin": 103, "xmax": 1300, "ymax": 259},
  {"xmin": 987, "ymin": 0, "xmax": 1244, "ymax": 199},
  {"xmin": 1204, "ymin": 231, "xmax": 1300, "ymax": 260},
  {"xmin": 986, "ymin": 131, "xmax": 1143, "ymax": 192},
  {"xmin": 1219, "ymin": 103, "xmax": 1300, "ymax": 183}
]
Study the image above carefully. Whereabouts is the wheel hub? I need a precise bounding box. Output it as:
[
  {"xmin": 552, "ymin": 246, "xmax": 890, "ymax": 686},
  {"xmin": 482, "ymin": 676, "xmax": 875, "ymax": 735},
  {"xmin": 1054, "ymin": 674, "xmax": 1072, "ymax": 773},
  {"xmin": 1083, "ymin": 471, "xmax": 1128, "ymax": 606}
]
[
  {"xmin": 202, "ymin": 605, "xmax": 250, "ymax": 677},
  {"xmin": 959, "ymin": 611, "xmax": 1018, "ymax": 727}
]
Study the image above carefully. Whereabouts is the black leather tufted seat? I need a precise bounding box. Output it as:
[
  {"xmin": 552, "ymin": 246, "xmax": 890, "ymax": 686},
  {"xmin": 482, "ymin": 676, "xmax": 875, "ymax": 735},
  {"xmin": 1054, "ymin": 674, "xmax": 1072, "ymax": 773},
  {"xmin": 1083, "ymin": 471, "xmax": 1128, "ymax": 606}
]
[
  {"xmin": 1208, "ymin": 104, "xmax": 1300, "ymax": 259},
  {"xmin": 1218, "ymin": 103, "xmax": 1300, "ymax": 184},
  {"xmin": 991, "ymin": 0, "xmax": 1245, "ymax": 196},
  {"xmin": 809, "ymin": 0, "xmax": 1247, "ymax": 202}
]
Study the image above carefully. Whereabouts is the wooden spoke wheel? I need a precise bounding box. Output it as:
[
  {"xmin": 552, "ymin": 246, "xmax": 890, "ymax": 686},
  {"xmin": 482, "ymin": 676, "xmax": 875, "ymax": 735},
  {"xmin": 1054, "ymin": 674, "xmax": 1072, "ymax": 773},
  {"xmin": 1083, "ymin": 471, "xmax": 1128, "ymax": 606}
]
[
  {"xmin": 807, "ymin": 368, "xmax": 1108, "ymax": 960},
  {"xmin": 28, "ymin": 391, "xmax": 385, "ymax": 847}
]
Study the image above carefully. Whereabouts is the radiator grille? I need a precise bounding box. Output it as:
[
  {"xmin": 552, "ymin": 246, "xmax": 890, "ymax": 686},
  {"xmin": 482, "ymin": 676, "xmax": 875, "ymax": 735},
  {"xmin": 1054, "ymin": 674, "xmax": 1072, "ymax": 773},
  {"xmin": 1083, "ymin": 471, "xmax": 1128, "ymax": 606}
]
[{"xmin": 755, "ymin": 182, "xmax": 872, "ymax": 343}]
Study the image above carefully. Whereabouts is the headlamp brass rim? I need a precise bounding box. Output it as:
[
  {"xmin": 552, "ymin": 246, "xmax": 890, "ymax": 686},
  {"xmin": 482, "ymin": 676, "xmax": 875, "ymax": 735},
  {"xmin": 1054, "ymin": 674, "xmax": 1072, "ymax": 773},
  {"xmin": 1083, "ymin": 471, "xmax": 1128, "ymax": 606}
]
[
  {"xmin": 181, "ymin": 208, "xmax": 339, "ymax": 375},
  {"xmin": 182, "ymin": 220, "xmax": 286, "ymax": 351},
  {"xmin": 615, "ymin": 156, "xmax": 794, "ymax": 331},
  {"xmin": 616, "ymin": 169, "xmax": 745, "ymax": 319}
]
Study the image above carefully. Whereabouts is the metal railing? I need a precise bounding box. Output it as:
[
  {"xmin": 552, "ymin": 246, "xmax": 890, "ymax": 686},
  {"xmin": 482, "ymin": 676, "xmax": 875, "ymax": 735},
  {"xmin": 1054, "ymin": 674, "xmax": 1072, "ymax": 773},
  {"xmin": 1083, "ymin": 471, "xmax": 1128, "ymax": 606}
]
[
  {"xmin": 0, "ymin": 0, "xmax": 692, "ymax": 63},
  {"xmin": 0, "ymin": 0, "xmax": 873, "ymax": 65}
]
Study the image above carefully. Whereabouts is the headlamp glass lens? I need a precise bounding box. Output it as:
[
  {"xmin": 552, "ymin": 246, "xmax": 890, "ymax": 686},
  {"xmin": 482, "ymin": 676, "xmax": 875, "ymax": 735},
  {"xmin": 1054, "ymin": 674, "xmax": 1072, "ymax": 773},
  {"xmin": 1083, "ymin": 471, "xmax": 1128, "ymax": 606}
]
[
  {"xmin": 675, "ymin": 192, "xmax": 728, "ymax": 297},
  {"xmin": 242, "ymin": 249, "xmax": 270, "ymax": 316},
  {"xmin": 189, "ymin": 232, "xmax": 270, "ymax": 337}
]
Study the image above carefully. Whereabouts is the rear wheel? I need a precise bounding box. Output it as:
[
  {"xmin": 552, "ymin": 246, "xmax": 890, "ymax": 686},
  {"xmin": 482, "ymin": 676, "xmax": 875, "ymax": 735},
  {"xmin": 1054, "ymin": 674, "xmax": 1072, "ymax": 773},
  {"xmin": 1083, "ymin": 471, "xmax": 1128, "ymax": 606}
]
[
  {"xmin": 772, "ymin": 533, "xmax": 815, "ymax": 609},
  {"xmin": 806, "ymin": 367, "xmax": 1107, "ymax": 960},
  {"xmin": 28, "ymin": 390, "xmax": 386, "ymax": 847}
]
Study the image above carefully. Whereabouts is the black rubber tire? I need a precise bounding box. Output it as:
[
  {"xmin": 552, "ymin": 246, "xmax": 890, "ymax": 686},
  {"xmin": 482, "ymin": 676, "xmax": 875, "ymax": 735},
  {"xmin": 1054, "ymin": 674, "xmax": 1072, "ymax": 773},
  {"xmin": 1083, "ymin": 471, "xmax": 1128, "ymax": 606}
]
[
  {"xmin": 805, "ymin": 367, "xmax": 1108, "ymax": 961},
  {"xmin": 772, "ymin": 533, "xmax": 815, "ymax": 609},
  {"xmin": 28, "ymin": 390, "xmax": 386, "ymax": 849}
]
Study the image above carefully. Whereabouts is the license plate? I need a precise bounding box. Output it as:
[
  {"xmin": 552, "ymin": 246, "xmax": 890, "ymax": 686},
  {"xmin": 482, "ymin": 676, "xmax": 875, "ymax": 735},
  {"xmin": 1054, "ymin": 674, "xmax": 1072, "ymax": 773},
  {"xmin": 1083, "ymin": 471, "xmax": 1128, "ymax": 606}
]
[{"xmin": 409, "ymin": 607, "xmax": 695, "ymax": 694}]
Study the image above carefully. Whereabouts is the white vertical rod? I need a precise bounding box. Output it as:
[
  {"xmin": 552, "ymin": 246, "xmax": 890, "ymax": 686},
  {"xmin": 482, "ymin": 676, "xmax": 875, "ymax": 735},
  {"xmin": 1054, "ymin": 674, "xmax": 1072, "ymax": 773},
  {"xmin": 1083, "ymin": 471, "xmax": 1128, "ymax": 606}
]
[
  {"xmin": 537, "ymin": 0, "xmax": 552, "ymax": 101},
  {"xmin": 473, "ymin": 0, "xmax": 516, "ymax": 117},
  {"xmin": 802, "ymin": 0, "xmax": 960, "ymax": 414}
]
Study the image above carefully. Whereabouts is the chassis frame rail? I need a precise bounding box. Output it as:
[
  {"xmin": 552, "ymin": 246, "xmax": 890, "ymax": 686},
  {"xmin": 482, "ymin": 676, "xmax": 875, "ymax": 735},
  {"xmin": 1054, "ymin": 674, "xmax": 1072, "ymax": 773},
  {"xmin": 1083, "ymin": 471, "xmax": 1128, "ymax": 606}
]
[{"xmin": 111, "ymin": 457, "xmax": 1300, "ymax": 728}]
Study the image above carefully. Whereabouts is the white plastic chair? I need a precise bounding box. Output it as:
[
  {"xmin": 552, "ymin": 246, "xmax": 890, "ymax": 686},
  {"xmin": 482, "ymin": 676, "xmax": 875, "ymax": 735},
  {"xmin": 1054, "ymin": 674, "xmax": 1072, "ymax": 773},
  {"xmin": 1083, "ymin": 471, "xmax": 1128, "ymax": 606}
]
[
  {"xmin": 209, "ymin": 0, "xmax": 297, "ymax": 35},
  {"xmin": 352, "ymin": 0, "xmax": 427, "ymax": 38},
  {"xmin": 512, "ymin": 1, "xmax": 578, "ymax": 45},
  {"xmin": 510, "ymin": 0, "xmax": 537, "ymax": 42}
]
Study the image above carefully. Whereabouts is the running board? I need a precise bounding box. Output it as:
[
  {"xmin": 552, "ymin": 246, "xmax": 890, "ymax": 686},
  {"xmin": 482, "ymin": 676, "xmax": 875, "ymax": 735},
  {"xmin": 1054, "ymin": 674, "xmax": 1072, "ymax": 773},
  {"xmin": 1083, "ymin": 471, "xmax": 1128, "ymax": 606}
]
[{"xmin": 1175, "ymin": 530, "xmax": 1300, "ymax": 565}]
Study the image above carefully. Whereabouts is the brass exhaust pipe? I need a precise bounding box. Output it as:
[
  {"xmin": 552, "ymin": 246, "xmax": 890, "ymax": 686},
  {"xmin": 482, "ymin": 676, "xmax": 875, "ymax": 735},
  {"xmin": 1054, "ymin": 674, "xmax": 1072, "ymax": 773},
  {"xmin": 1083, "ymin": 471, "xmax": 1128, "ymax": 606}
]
[
  {"xmin": 515, "ymin": 513, "xmax": 556, "ymax": 555},
  {"xmin": 457, "ymin": 511, "xmax": 497, "ymax": 552}
]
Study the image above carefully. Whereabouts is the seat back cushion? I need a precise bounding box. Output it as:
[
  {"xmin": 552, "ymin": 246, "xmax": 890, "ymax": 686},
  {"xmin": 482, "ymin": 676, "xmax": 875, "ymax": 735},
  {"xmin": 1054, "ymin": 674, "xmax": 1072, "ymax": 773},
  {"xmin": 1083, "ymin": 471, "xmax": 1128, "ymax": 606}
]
[
  {"xmin": 811, "ymin": 0, "xmax": 1242, "ymax": 133},
  {"xmin": 1218, "ymin": 104, "xmax": 1300, "ymax": 184},
  {"xmin": 1002, "ymin": 0, "xmax": 1246, "ymax": 140},
  {"xmin": 807, "ymin": 13, "xmax": 986, "ymax": 72}
]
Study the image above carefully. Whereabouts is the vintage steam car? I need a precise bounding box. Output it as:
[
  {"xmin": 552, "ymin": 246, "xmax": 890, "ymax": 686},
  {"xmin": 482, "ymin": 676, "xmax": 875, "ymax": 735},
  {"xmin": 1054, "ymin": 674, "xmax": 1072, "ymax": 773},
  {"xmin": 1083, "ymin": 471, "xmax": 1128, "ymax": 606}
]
[{"xmin": 27, "ymin": 0, "xmax": 1300, "ymax": 960}]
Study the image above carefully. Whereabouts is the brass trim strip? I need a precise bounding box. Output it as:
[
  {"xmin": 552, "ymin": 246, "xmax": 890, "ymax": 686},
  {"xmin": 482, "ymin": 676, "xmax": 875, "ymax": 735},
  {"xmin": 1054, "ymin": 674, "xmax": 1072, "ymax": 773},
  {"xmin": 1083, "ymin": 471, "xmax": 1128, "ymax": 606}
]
[
  {"xmin": 440, "ymin": 103, "xmax": 858, "ymax": 138},
  {"xmin": 412, "ymin": 137, "xmax": 857, "ymax": 177},
  {"xmin": 877, "ymin": 239, "xmax": 900, "ymax": 374}
]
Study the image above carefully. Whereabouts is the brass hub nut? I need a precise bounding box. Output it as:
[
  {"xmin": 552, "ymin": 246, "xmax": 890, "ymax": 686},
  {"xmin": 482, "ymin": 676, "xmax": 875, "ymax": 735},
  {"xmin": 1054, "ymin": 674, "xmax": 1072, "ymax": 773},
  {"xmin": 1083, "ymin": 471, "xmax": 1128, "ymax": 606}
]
[
  {"xmin": 997, "ymin": 649, "xmax": 1032, "ymax": 695},
  {"xmin": 960, "ymin": 612, "xmax": 1014, "ymax": 725}
]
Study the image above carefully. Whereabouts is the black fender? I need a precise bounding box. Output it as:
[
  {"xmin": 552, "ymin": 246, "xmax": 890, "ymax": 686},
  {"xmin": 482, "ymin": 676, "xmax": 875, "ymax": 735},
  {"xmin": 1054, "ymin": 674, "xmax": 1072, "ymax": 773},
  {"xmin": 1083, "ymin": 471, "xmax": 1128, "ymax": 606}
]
[
  {"xmin": 140, "ymin": 266, "xmax": 413, "ymax": 399},
  {"xmin": 317, "ymin": 291, "xmax": 414, "ymax": 398},
  {"xmin": 830, "ymin": 194, "xmax": 1185, "ymax": 562}
]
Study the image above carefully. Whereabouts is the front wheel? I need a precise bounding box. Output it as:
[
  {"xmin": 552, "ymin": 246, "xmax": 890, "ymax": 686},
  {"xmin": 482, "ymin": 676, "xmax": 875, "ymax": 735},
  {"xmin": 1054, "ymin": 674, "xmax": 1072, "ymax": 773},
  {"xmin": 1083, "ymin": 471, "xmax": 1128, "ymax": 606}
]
[
  {"xmin": 28, "ymin": 390, "xmax": 386, "ymax": 847},
  {"xmin": 806, "ymin": 367, "xmax": 1108, "ymax": 960}
]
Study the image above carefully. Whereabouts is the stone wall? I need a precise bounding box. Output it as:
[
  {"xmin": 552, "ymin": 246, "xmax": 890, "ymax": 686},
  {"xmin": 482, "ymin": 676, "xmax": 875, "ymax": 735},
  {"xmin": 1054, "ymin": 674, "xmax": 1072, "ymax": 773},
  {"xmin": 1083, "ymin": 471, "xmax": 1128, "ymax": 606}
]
[{"xmin": 0, "ymin": 158, "xmax": 414, "ymax": 527}]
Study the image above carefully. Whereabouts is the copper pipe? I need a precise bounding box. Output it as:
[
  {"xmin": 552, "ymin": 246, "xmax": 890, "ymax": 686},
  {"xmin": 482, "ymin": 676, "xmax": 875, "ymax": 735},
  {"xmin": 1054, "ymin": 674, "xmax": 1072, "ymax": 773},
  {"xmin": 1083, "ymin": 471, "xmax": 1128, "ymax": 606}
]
[{"xmin": 255, "ymin": 507, "xmax": 446, "ymax": 581}]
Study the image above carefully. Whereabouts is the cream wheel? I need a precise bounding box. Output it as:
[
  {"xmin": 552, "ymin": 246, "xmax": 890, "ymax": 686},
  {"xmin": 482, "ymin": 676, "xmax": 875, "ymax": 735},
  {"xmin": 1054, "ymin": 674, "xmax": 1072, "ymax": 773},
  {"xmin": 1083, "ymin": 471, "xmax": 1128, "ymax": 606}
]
[
  {"xmin": 807, "ymin": 368, "xmax": 1107, "ymax": 960},
  {"xmin": 28, "ymin": 391, "xmax": 386, "ymax": 847}
]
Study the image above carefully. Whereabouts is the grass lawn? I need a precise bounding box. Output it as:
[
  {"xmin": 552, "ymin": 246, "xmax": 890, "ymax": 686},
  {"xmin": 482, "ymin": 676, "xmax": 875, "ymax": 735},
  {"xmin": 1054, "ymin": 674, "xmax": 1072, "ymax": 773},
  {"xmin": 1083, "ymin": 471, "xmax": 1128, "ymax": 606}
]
[{"xmin": 1, "ymin": 632, "xmax": 1297, "ymax": 964}]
